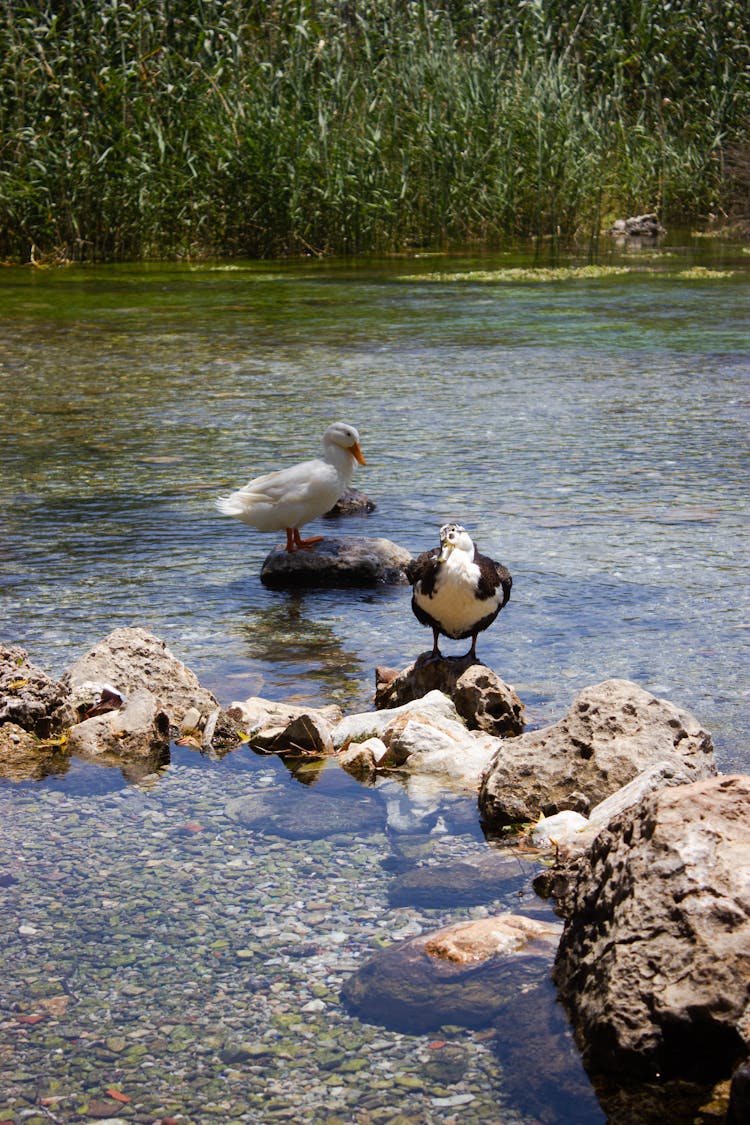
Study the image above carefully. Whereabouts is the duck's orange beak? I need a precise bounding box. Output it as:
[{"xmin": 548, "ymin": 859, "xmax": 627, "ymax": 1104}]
[{"xmin": 350, "ymin": 441, "xmax": 366, "ymax": 465}]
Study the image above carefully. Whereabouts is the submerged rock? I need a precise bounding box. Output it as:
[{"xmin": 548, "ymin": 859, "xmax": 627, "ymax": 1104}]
[
  {"xmin": 479, "ymin": 678, "xmax": 715, "ymax": 829},
  {"xmin": 375, "ymin": 655, "xmax": 524, "ymax": 738},
  {"xmin": 387, "ymin": 851, "xmax": 535, "ymax": 909},
  {"xmin": 490, "ymin": 978, "xmax": 605, "ymax": 1125},
  {"xmin": 225, "ymin": 782, "xmax": 385, "ymax": 840},
  {"xmin": 260, "ymin": 535, "xmax": 411, "ymax": 589},
  {"xmin": 553, "ymin": 774, "xmax": 750, "ymax": 1082},
  {"xmin": 341, "ymin": 913, "xmax": 560, "ymax": 1033}
]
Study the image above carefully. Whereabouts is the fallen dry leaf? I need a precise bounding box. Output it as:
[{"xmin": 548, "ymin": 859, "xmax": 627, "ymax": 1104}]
[{"xmin": 105, "ymin": 1087, "xmax": 132, "ymax": 1103}]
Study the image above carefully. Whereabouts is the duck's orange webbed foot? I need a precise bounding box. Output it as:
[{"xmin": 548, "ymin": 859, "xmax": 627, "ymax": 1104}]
[{"xmin": 293, "ymin": 530, "xmax": 324, "ymax": 550}]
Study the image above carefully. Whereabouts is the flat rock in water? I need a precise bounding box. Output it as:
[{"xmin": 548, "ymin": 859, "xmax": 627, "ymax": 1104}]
[
  {"xmin": 341, "ymin": 913, "xmax": 560, "ymax": 1033},
  {"xmin": 387, "ymin": 852, "xmax": 536, "ymax": 908},
  {"xmin": 225, "ymin": 784, "xmax": 386, "ymax": 840},
  {"xmin": 260, "ymin": 536, "xmax": 411, "ymax": 588}
]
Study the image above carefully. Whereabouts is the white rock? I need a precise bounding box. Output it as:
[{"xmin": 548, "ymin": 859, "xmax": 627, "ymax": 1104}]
[{"xmin": 330, "ymin": 690, "xmax": 460, "ymax": 747}]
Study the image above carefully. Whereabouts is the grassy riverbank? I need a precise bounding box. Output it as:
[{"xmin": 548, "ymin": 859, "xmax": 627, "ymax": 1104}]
[{"xmin": 1, "ymin": 0, "xmax": 748, "ymax": 261}]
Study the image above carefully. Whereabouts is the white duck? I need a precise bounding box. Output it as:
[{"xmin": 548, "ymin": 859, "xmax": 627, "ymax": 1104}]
[{"xmin": 216, "ymin": 422, "xmax": 366, "ymax": 553}]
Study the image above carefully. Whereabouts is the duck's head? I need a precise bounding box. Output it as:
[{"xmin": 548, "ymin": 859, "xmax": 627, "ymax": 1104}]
[
  {"xmin": 438, "ymin": 522, "xmax": 474, "ymax": 561},
  {"xmin": 324, "ymin": 421, "xmax": 366, "ymax": 465}
]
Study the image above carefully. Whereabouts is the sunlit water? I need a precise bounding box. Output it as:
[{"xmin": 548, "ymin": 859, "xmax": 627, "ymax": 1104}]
[{"xmin": 0, "ymin": 240, "xmax": 748, "ymax": 1123}]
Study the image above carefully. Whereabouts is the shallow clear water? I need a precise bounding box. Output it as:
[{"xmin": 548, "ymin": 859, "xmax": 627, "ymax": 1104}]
[{"xmin": 0, "ymin": 239, "xmax": 748, "ymax": 1122}]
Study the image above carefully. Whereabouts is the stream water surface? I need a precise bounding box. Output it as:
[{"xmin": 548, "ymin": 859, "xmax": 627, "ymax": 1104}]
[{"xmin": 0, "ymin": 238, "xmax": 748, "ymax": 1123}]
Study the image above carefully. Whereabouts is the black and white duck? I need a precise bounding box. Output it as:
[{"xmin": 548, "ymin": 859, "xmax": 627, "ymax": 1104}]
[
  {"xmin": 216, "ymin": 422, "xmax": 366, "ymax": 553},
  {"xmin": 405, "ymin": 523, "xmax": 512, "ymax": 660}
]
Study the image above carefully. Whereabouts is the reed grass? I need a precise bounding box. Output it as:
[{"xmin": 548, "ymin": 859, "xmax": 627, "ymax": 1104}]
[{"xmin": 0, "ymin": 0, "xmax": 747, "ymax": 261}]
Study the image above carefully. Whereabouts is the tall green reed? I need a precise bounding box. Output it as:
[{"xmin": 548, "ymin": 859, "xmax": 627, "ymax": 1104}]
[{"xmin": 0, "ymin": 0, "xmax": 747, "ymax": 260}]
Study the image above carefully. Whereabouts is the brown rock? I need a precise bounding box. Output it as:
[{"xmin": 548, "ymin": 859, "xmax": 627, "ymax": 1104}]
[
  {"xmin": 553, "ymin": 774, "xmax": 750, "ymax": 1081},
  {"xmin": 424, "ymin": 914, "xmax": 560, "ymax": 964},
  {"xmin": 341, "ymin": 912, "xmax": 560, "ymax": 1033},
  {"xmin": 375, "ymin": 655, "xmax": 524, "ymax": 737},
  {"xmin": 0, "ymin": 645, "xmax": 67, "ymax": 737},
  {"xmin": 479, "ymin": 678, "xmax": 715, "ymax": 828}
]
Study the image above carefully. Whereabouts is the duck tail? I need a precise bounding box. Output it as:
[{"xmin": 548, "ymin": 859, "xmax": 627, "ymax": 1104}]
[{"xmin": 216, "ymin": 495, "xmax": 241, "ymax": 516}]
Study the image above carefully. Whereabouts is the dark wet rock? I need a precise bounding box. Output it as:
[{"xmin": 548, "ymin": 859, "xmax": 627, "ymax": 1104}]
[
  {"xmin": 553, "ymin": 774, "xmax": 750, "ymax": 1082},
  {"xmin": 478, "ymin": 679, "xmax": 715, "ymax": 829},
  {"xmin": 341, "ymin": 913, "xmax": 560, "ymax": 1033},
  {"xmin": 227, "ymin": 696, "xmax": 343, "ymax": 754},
  {"xmin": 491, "ymin": 978, "xmax": 605, "ymax": 1124},
  {"xmin": 260, "ymin": 536, "xmax": 411, "ymax": 589},
  {"xmin": 728, "ymin": 1059, "xmax": 750, "ymax": 1124},
  {"xmin": 387, "ymin": 852, "xmax": 534, "ymax": 909},
  {"xmin": 591, "ymin": 1074, "xmax": 731, "ymax": 1125},
  {"xmin": 225, "ymin": 783, "xmax": 385, "ymax": 840},
  {"xmin": 0, "ymin": 721, "xmax": 70, "ymax": 782},
  {"xmin": 375, "ymin": 655, "xmax": 524, "ymax": 738},
  {"xmin": 0, "ymin": 644, "xmax": 67, "ymax": 738},
  {"xmin": 323, "ymin": 487, "xmax": 376, "ymax": 517},
  {"xmin": 607, "ymin": 213, "xmax": 666, "ymax": 239},
  {"xmin": 266, "ymin": 711, "xmax": 334, "ymax": 756},
  {"xmin": 67, "ymin": 687, "xmax": 171, "ymax": 768},
  {"xmin": 60, "ymin": 627, "xmax": 239, "ymax": 751}
]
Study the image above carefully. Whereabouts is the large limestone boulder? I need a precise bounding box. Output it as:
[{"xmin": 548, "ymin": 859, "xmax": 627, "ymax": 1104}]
[
  {"xmin": 479, "ymin": 679, "xmax": 715, "ymax": 828},
  {"xmin": 260, "ymin": 536, "xmax": 411, "ymax": 589},
  {"xmin": 374, "ymin": 655, "xmax": 525, "ymax": 738},
  {"xmin": 341, "ymin": 913, "xmax": 561, "ymax": 1033},
  {"xmin": 61, "ymin": 627, "xmax": 238, "ymax": 752},
  {"xmin": 553, "ymin": 774, "xmax": 750, "ymax": 1082},
  {"xmin": 0, "ymin": 645, "xmax": 67, "ymax": 738}
]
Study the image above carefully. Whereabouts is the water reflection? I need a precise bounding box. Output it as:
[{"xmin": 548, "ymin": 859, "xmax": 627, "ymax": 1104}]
[{"xmin": 233, "ymin": 592, "xmax": 370, "ymax": 707}]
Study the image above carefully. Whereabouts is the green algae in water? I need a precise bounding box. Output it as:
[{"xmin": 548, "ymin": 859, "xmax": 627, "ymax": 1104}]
[
  {"xmin": 398, "ymin": 265, "xmax": 632, "ymax": 282},
  {"xmin": 678, "ymin": 266, "xmax": 735, "ymax": 278}
]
